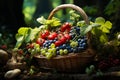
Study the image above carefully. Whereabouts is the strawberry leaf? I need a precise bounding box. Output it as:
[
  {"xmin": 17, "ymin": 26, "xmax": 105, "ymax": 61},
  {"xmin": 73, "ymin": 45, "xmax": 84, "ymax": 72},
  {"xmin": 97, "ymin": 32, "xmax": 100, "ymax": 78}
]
[{"xmin": 95, "ymin": 17, "xmax": 105, "ymax": 25}]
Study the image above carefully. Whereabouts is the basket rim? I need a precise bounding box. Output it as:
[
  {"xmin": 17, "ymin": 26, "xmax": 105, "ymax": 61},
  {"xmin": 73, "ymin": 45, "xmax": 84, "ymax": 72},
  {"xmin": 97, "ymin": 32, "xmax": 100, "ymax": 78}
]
[{"xmin": 34, "ymin": 49, "xmax": 95, "ymax": 60}]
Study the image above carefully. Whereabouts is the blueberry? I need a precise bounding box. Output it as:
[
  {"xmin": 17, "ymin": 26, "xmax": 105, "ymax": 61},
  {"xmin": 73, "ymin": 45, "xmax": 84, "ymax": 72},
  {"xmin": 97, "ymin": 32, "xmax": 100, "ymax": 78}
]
[
  {"xmin": 49, "ymin": 40, "xmax": 53, "ymax": 43},
  {"xmin": 56, "ymin": 47, "xmax": 59, "ymax": 51},
  {"xmin": 62, "ymin": 44, "xmax": 66, "ymax": 48},
  {"xmin": 73, "ymin": 48, "xmax": 78, "ymax": 53},
  {"xmin": 53, "ymin": 39, "xmax": 57, "ymax": 42},
  {"xmin": 76, "ymin": 27, "xmax": 80, "ymax": 33},
  {"xmin": 78, "ymin": 39, "xmax": 81, "ymax": 42},
  {"xmin": 68, "ymin": 49, "xmax": 72, "ymax": 53},
  {"xmin": 77, "ymin": 47, "xmax": 82, "ymax": 52},
  {"xmin": 59, "ymin": 45, "xmax": 64, "ymax": 49},
  {"xmin": 66, "ymin": 45, "xmax": 71, "ymax": 50},
  {"xmin": 56, "ymin": 51, "xmax": 60, "ymax": 55}
]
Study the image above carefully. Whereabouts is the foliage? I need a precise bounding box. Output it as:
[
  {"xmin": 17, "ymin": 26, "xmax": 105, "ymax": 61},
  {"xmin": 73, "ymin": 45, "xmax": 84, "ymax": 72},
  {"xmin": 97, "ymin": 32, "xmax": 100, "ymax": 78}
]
[
  {"xmin": 23, "ymin": 0, "xmax": 37, "ymax": 25},
  {"xmin": 14, "ymin": 17, "xmax": 61, "ymax": 50},
  {"xmin": 85, "ymin": 65, "xmax": 103, "ymax": 76},
  {"xmin": 105, "ymin": 0, "xmax": 120, "ymax": 16}
]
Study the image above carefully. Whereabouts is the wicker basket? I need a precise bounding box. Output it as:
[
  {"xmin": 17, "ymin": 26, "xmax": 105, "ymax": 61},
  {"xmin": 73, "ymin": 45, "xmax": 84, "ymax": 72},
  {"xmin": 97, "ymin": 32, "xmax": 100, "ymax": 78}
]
[{"xmin": 34, "ymin": 4, "xmax": 95, "ymax": 73}]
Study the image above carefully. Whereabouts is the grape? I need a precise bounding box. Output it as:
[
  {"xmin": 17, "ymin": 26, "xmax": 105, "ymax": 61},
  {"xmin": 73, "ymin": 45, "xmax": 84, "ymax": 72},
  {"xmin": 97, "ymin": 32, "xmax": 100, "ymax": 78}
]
[
  {"xmin": 48, "ymin": 48, "xmax": 53, "ymax": 53},
  {"xmin": 52, "ymin": 48, "xmax": 57, "ymax": 56},
  {"xmin": 59, "ymin": 49, "xmax": 64, "ymax": 55},
  {"xmin": 46, "ymin": 52, "xmax": 53, "ymax": 59},
  {"xmin": 70, "ymin": 41, "xmax": 78, "ymax": 48},
  {"xmin": 28, "ymin": 48, "xmax": 32, "ymax": 53},
  {"xmin": 63, "ymin": 49, "xmax": 68, "ymax": 55},
  {"xmin": 31, "ymin": 49, "xmax": 36, "ymax": 55},
  {"xmin": 41, "ymin": 48, "xmax": 47, "ymax": 56},
  {"xmin": 35, "ymin": 47, "xmax": 40, "ymax": 53},
  {"xmin": 49, "ymin": 43, "xmax": 55, "ymax": 48}
]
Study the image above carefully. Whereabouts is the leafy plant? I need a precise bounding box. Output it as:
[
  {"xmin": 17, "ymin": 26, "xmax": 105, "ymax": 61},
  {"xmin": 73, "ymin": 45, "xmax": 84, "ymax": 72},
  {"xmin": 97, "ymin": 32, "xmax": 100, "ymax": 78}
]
[{"xmin": 85, "ymin": 65, "xmax": 103, "ymax": 76}]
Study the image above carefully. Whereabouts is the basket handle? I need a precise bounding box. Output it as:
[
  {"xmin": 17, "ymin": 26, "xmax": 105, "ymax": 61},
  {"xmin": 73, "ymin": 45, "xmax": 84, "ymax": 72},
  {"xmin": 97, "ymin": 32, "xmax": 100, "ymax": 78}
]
[{"xmin": 48, "ymin": 4, "xmax": 90, "ymax": 25}]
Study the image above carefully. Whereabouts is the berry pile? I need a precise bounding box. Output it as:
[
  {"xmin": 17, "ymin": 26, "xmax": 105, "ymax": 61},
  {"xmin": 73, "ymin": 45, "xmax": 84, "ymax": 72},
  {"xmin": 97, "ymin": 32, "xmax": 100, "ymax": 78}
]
[
  {"xmin": 98, "ymin": 56, "xmax": 120, "ymax": 70},
  {"xmin": 27, "ymin": 22, "xmax": 88, "ymax": 59}
]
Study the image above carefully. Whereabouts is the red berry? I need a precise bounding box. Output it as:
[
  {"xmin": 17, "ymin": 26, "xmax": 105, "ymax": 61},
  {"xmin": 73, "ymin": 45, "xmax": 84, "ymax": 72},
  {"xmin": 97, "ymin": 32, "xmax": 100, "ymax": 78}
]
[
  {"xmin": 26, "ymin": 43, "xmax": 34, "ymax": 49},
  {"xmin": 57, "ymin": 33, "xmax": 63, "ymax": 39},
  {"xmin": 48, "ymin": 32, "xmax": 57, "ymax": 40},
  {"xmin": 64, "ymin": 34, "xmax": 71, "ymax": 40},
  {"xmin": 48, "ymin": 35, "xmax": 54, "ymax": 40},
  {"xmin": 61, "ymin": 22, "xmax": 71, "ymax": 32},
  {"xmin": 52, "ymin": 32, "xmax": 57, "ymax": 38},
  {"xmin": 44, "ymin": 30, "xmax": 50, "ymax": 36},
  {"xmin": 59, "ymin": 36, "xmax": 67, "ymax": 44},
  {"xmin": 41, "ymin": 33, "xmax": 46, "ymax": 39},
  {"xmin": 55, "ymin": 40, "xmax": 62, "ymax": 46},
  {"xmin": 18, "ymin": 49, "xmax": 23, "ymax": 55},
  {"xmin": 36, "ymin": 38, "xmax": 45, "ymax": 46},
  {"xmin": 1, "ymin": 45, "xmax": 7, "ymax": 49},
  {"xmin": 41, "ymin": 30, "xmax": 50, "ymax": 39}
]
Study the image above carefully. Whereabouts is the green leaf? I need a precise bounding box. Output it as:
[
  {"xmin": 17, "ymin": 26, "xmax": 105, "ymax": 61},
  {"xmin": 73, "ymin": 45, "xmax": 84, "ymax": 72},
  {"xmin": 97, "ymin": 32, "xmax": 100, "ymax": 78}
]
[
  {"xmin": 95, "ymin": 17, "xmax": 105, "ymax": 25},
  {"xmin": 37, "ymin": 16, "xmax": 61, "ymax": 28},
  {"xmin": 50, "ymin": 17, "xmax": 61, "ymax": 27},
  {"xmin": 14, "ymin": 27, "xmax": 31, "ymax": 48},
  {"xmin": 104, "ymin": 21, "xmax": 112, "ymax": 29},
  {"xmin": 77, "ymin": 21, "xmax": 86, "ymax": 27},
  {"xmin": 26, "ymin": 28, "xmax": 40, "ymax": 42},
  {"xmin": 18, "ymin": 27, "xmax": 30, "ymax": 35},
  {"xmin": 80, "ymin": 25, "xmax": 92, "ymax": 35},
  {"xmin": 37, "ymin": 16, "xmax": 46, "ymax": 24},
  {"xmin": 14, "ymin": 34, "xmax": 24, "ymax": 48},
  {"xmin": 90, "ymin": 23, "xmax": 101, "ymax": 28},
  {"xmin": 24, "ymin": 29, "xmax": 32, "ymax": 43},
  {"xmin": 99, "ymin": 34, "xmax": 108, "ymax": 43},
  {"xmin": 100, "ymin": 25, "xmax": 110, "ymax": 33}
]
